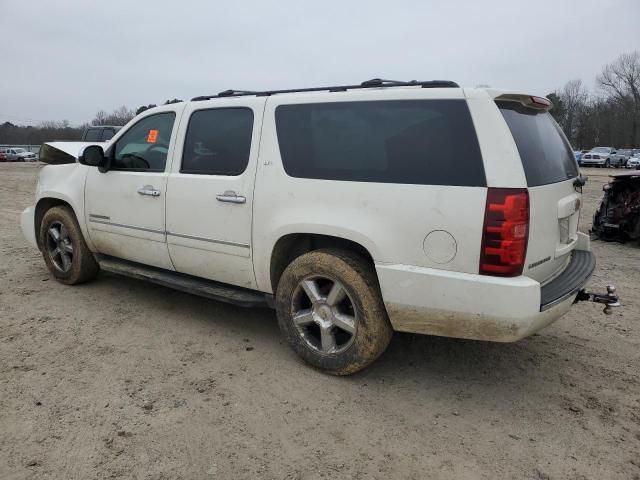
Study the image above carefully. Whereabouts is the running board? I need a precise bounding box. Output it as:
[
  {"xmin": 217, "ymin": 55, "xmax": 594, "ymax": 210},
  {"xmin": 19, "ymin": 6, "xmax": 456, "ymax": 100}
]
[{"xmin": 96, "ymin": 255, "xmax": 273, "ymax": 309}]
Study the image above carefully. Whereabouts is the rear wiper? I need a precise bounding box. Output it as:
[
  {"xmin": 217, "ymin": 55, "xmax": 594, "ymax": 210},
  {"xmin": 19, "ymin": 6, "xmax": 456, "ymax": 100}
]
[{"xmin": 573, "ymin": 175, "xmax": 588, "ymax": 190}]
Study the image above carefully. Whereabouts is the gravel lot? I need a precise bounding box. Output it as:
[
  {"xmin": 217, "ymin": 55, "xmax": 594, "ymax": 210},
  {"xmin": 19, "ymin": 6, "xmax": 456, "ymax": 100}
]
[{"xmin": 1, "ymin": 163, "xmax": 639, "ymax": 480}]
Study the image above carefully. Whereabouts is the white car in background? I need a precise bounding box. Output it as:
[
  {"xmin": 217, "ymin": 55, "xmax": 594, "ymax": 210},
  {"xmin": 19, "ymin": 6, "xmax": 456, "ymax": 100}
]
[
  {"xmin": 6, "ymin": 147, "xmax": 37, "ymax": 162},
  {"xmin": 627, "ymin": 155, "xmax": 640, "ymax": 169}
]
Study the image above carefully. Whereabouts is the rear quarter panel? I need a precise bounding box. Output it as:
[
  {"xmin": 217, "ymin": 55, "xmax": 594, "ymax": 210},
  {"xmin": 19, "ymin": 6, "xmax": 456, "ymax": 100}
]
[{"xmin": 252, "ymin": 89, "xmax": 488, "ymax": 293}]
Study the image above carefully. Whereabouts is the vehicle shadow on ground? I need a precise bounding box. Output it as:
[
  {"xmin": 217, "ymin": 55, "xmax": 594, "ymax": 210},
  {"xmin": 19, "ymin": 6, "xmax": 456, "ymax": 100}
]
[{"xmin": 90, "ymin": 272, "xmax": 589, "ymax": 398}]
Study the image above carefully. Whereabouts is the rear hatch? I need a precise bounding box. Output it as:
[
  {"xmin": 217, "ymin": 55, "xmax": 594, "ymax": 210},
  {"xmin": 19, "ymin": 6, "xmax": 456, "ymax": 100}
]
[{"xmin": 497, "ymin": 97, "xmax": 581, "ymax": 283}]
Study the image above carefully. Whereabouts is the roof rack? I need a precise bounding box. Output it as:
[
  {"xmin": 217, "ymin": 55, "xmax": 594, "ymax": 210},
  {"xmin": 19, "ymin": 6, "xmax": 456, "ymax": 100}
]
[{"xmin": 191, "ymin": 78, "xmax": 459, "ymax": 101}]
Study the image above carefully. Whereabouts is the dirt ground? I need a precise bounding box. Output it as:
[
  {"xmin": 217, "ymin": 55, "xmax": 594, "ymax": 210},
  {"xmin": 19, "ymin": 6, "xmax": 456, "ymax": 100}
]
[{"xmin": 1, "ymin": 163, "xmax": 639, "ymax": 480}]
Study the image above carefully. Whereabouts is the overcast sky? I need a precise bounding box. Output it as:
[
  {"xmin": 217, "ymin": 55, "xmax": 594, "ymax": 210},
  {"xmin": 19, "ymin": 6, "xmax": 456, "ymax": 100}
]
[{"xmin": 1, "ymin": 0, "xmax": 638, "ymax": 126}]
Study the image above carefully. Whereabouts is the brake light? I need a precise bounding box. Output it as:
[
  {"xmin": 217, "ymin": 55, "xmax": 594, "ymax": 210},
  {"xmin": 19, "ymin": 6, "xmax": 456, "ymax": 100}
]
[
  {"xmin": 530, "ymin": 96, "xmax": 551, "ymax": 107},
  {"xmin": 480, "ymin": 188, "xmax": 529, "ymax": 276}
]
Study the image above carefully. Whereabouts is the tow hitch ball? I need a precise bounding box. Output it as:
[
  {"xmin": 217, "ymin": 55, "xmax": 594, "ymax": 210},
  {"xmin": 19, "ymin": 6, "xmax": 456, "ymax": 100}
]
[{"xmin": 575, "ymin": 285, "xmax": 621, "ymax": 315}]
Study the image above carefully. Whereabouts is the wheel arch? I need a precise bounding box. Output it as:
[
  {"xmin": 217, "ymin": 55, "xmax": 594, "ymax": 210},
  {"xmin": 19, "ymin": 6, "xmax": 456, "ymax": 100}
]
[
  {"xmin": 34, "ymin": 197, "xmax": 78, "ymax": 250},
  {"xmin": 269, "ymin": 233, "xmax": 376, "ymax": 293}
]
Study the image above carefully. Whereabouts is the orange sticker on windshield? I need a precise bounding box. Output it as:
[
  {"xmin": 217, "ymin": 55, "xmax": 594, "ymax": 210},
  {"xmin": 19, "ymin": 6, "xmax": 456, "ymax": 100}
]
[{"xmin": 147, "ymin": 129, "xmax": 159, "ymax": 143}]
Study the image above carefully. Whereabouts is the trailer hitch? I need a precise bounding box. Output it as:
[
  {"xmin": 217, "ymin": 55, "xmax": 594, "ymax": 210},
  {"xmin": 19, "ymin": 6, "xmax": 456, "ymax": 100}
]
[{"xmin": 575, "ymin": 285, "xmax": 621, "ymax": 315}]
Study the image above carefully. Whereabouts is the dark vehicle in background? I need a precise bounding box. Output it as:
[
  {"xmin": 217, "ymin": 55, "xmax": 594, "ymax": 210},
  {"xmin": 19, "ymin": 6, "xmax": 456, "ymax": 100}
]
[
  {"xmin": 81, "ymin": 125, "xmax": 122, "ymax": 142},
  {"xmin": 593, "ymin": 171, "xmax": 640, "ymax": 242}
]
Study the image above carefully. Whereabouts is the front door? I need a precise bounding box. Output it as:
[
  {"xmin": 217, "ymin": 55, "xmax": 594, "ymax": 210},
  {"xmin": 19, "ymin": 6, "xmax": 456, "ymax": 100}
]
[
  {"xmin": 165, "ymin": 98, "xmax": 265, "ymax": 289},
  {"xmin": 84, "ymin": 109, "xmax": 181, "ymax": 270}
]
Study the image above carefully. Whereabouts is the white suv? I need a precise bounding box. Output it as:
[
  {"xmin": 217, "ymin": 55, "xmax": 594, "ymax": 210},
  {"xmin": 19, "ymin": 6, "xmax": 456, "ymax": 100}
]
[{"xmin": 20, "ymin": 79, "xmax": 619, "ymax": 374}]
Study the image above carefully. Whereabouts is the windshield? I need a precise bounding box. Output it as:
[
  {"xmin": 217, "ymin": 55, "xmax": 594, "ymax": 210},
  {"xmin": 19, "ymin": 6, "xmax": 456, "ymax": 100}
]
[
  {"xmin": 592, "ymin": 147, "xmax": 610, "ymax": 153},
  {"xmin": 14, "ymin": 148, "xmax": 26, "ymax": 153}
]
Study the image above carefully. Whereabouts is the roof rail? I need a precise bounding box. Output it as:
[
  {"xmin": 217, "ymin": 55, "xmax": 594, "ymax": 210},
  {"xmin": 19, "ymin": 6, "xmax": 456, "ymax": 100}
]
[{"xmin": 191, "ymin": 78, "xmax": 459, "ymax": 101}]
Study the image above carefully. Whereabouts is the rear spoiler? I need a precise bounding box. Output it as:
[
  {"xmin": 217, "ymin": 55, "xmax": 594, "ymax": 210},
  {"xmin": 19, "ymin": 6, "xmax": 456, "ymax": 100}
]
[{"xmin": 493, "ymin": 93, "xmax": 553, "ymax": 112}]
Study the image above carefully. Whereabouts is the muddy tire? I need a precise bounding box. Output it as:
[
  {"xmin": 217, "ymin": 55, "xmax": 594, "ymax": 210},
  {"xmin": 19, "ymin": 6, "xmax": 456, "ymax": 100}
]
[
  {"xmin": 275, "ymin": 249, "xmax": 393, "ymax": 375},
  {"xmin": 39, "ymin": 206, "xmax": 99, "ymax": 285}
]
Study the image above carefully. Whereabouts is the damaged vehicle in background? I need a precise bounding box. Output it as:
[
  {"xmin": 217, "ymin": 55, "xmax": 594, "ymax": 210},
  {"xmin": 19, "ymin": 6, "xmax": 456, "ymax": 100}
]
[{"xmin": 592, "ymin": 171, "xmax": 640, "ymax": 243}]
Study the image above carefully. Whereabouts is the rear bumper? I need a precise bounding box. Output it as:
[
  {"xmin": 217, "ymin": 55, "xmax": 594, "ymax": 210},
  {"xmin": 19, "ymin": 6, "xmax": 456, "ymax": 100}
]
[
  {"xmin": 540, "ymin": 250, "xmax": 595, "ymax": 310},
  {"xmin": 21, "ymin": 206, "xmax": 38, "ymax": 249},
  {"xmin": 376, "ymin": 247, "xmax": 594, "ymax": 342}
]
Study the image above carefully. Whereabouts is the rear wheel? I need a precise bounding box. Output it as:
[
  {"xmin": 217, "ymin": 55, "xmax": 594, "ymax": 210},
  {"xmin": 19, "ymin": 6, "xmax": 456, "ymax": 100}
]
[
  {"xmin": 39, "ymin": 206, "xmax": 99, "ymax": 285},
  {"xmin": 276, "ymin": 249, "xmax": 393, "ymax": 375}
]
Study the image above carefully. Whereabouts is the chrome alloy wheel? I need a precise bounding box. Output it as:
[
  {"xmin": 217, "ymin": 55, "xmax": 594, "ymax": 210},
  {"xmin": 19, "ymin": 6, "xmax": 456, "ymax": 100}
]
[
  {"xmin": 46, "ymin": 221, "xmax": 74, "ymax": 272},
  {"xmin": 290, "ymin": 276, "xmax": 357, "ymax": 354}
]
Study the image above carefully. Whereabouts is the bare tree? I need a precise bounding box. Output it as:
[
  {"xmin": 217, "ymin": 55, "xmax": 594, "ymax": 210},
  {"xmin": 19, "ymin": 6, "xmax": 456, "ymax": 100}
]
[
  {"xmin": 91, "ymin": 110, "xmax": 109, "ymax": 126},
  {"xmin": 597, "ymin": 51, "xmax": 640, "ymax": 146},
  {"xmin": 91, "ymin": 106, "xmax": 134, "ymax": 126},
  {"xmin": 559, "ymin": 79, "xmax": 588, "ymax": 145}
]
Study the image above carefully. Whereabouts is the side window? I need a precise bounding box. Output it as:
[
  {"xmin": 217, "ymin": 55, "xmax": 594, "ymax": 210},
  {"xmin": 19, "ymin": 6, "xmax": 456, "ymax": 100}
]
[
  {"xmin": 181, "ymin": 108, "xmax": 254, "ymax": 175},
  {"xmin": 112, "ymin": 112, "xmax": 175, "ymax": 171},
  {"xmin": 84, "ymin": 128, "xmax": 102, "ymax": 142},
  {"xmin": 275, "ymin": 100, "xmax": 485, "ymax": 186},
  {"xmin": 101, "ymin": 128, "xmax": 116, "ymax": 142}
]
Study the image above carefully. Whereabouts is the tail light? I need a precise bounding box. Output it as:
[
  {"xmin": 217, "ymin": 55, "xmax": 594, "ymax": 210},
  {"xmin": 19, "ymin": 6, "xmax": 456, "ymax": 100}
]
[{"xmin": 480, "ymin": 188, "xmax": 529, "ymax": 277}]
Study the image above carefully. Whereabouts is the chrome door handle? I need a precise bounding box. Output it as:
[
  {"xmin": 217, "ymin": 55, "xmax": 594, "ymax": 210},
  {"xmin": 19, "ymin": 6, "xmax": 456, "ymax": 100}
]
[
  {"xmin": 216, "ymin": 190, "xmax": 246, "ymax": 204},
  {"xmin": 137, "ymin": 185, "xmax": 161, "ymax": 197}
]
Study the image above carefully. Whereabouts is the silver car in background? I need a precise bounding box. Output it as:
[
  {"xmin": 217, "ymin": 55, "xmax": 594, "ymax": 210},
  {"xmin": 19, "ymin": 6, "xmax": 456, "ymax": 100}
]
[{"xmin": 581, "ymin": 147, "xmax": 613, "ymax": 167}]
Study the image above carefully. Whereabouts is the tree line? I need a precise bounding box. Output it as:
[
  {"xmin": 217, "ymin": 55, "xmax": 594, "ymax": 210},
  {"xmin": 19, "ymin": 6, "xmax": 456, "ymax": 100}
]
[
  {"xmin": 2, "ymin": 51, "xmax": 638, "ymax": 149},
  {"xmin": 548, "ymin": 51, "xmax": 639, "ymax": 149},
  {"xmin": 0, "ymin": 99, "xmax": 183, "ymax": 146}
]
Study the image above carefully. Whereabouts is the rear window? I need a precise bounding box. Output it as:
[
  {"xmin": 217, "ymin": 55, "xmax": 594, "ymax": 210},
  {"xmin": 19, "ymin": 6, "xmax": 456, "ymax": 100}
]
[
  {"xmin": 84, "ymin": 128, "xmax": 102, "ymax": 142},
  {"xmin": 275, "ymin": 100, "xmax": 485, "ymax": 186},
  {"xmin": 101, "ymin": 128, "xmax": 116, "ymax": 141},
  {"xmin": 498, "ymin": 102, "xmax": 578, "ymax": 187}
]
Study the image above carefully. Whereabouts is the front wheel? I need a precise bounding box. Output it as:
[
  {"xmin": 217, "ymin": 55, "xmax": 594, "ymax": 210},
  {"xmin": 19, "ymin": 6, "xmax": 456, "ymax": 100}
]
[
  {"xmin": 605, "ymin": 159, "xmax": 611, "ymax": 168},
  {"xmin": 39, "ymin": 206, "xmax": 99, "ymax": 285},
  {"xmin": 276, "ymin": 249, "xmax": 393, "ymax": 375}
]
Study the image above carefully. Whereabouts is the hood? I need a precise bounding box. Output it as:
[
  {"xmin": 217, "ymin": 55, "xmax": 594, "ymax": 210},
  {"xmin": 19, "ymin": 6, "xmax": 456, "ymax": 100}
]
[{"xmin": 39, "ymin": 141, "xmax": 103, "ymax": 165}]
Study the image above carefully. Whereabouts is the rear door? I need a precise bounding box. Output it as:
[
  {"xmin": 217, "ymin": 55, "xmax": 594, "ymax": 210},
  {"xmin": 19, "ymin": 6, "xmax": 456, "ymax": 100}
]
[
  {"xmin": 165, "ymin": 98, "xmax": 265, "ymax": 290},
  {"xmin": 497, "ymin": 100, "xmax": 581, "ymax": 283}
]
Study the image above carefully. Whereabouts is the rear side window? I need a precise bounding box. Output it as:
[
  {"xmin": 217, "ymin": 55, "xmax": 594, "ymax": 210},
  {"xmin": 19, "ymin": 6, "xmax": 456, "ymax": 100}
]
[
  {"xmin": 275, "ymin": 100, "xmax": 485, "ymax": 186},
  {"xmin": 181, "ymin": 108, "xmax": 254, "ymax": 175},
  {"xmin": 498, "ymin": 102, "xmax": 578, "ymax": 187},
  {"xmin": 84, "ymin": 128, "xmax": 102, "ymax": 142},
  {"xmin": 101, "ymin": 128, "xmax": 116, "ymax": 141}
]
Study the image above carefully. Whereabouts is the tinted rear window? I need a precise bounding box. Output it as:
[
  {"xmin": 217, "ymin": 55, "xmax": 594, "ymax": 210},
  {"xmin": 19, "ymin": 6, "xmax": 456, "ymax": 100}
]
[
  {"xmin": 84, "ymin": 128, "xmax": 102, "ymax": 141},
  {"xmin": 498, "ymin": 102, "xmax": 578, "ymax": 187},
  {"xmin": 275, "ymin": 100, "xmax": 485, "ymax": 186},
  {"xmin": 101, "ymin": 128, "xmax": 116, "ymax": 141}
]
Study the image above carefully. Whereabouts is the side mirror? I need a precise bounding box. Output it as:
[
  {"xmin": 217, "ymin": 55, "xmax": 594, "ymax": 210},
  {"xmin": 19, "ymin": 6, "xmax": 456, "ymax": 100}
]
[{"xmin": 79, "ymin": 145, "xmax": 107, "ymax": 171}]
